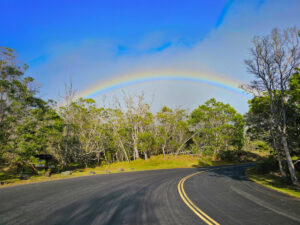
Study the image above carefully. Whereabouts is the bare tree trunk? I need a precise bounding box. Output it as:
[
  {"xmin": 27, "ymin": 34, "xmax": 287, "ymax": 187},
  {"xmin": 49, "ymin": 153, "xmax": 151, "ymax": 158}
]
[
  {"xmin": 132, "ymin": 134, "xmax": 140, "ymax": 159},
  {"xmin": 103, "ymin": 149, "xmax": 107, "ymax": 161},
  {"xmin": 276, "ymin": 152, "xmax": 287, "ymax": 178},
  {"xmin": 84, "ymin": 157, "xmax": 88, "ymax": 168},
  {"xmin": 118, "ymin": 136, "xmax": 129, "ymax": 162},
  {"xmin": 176, "ymin": 132, "xmax": 197, "ymax": 155},
  {"xmin": 280, "ymin": 97, "xmax": 298, "ymax": 185},
  {"xmin": 62, "ymin": 78, "xmax": 76, "ymax": 168},
  {"xmin": 280, "ymin": 131, "xmax": 298, "ymax": 185},
  {"xmin": 162, "ymin": 141, "xmax": 166, "ymax": 158},
  {"xmin": 269, "ymin": 93, "xmax": 293, "ymax": 181},
  {"xmin": 97, "ymin": 152, "xmax": 101, "ymax": 166},
  {"xmin": 275, "ymin": 94, "xmax": 298, "ymax": 184},
  {"xmin": 270, "ymin": 126, "xmax": 287, "ymax": 178},
  {"xmin": 144, "ymin": 151, "xmax": 148, "ymax": 160}
]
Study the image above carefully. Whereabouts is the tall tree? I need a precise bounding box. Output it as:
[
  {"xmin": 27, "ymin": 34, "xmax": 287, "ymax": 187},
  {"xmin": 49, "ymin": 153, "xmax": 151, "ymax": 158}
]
[
  {"xmin": 156, "ymin": 106, "xmax": 176, "ymax": 158},
  {"xmin": 0, "ymin": 47, "xmax": 28, "ymax": 158},
  {"xmin": 245, "ymin": 95, "xmax": 287, "ymax": 177},
  {"xmin": 0, "ymin": 47, "xmax": 63, "ymax": 170},
  {"xmin": 286, "ymin": 69, "xmax": 300, "ymax": 157},
  {"xmin": 5, "ymin": 100, "xmax": 63, "ymax": 171},
  {"xmin": 244, "ymin": 27, "xmax": 299, "ymax": 185},
  {"xmin": 190, "ymin": 98, "xmax": 244, "ymax": 158},
  {"xmin": 123, "ymin": 93, "xmax": 153, "ymax": 160}
]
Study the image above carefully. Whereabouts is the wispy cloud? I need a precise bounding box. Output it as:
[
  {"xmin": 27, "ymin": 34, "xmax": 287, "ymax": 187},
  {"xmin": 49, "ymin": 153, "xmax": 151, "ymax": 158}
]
[
  {"xmin": 215, "ymin": 0, "xmax": 234, "ymax": 28},
  {"xmin": 28, "ymin": 0, "xmax": 300, "ymax": 113}
]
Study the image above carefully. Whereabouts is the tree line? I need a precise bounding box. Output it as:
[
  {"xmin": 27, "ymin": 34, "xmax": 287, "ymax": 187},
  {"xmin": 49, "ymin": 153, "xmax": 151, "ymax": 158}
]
[
  {"xmin": 0, "ymin": 27, "xmax": 299, "ymax": 185},
  {"xmin": 0, "ymin": 47, "xmax": 244, "ymax": 169}
]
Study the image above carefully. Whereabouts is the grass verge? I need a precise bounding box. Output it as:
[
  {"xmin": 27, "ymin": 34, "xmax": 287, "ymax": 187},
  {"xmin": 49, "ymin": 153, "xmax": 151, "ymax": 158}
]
[
  {"xmin": 246, "ymin": 167, "xmax": 300, "ymax": 199},
  {"xmin": 0, "ymin": 154, "xmax": 250, "ymax": 188}
]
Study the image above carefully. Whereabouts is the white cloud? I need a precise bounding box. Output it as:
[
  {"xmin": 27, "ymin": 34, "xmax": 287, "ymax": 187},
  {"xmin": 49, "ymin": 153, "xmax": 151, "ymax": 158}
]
[{"xmin": 29, "ymin": 0, "xmax": 300, "ymax": 114}]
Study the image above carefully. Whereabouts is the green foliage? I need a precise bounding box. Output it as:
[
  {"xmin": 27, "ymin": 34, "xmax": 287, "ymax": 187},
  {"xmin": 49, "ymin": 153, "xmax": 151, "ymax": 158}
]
[
  {"xmin": 156, "ymin": 106, "xmax": 190, "ymax": 156},
  {"xmin": 288, "ymin": 69, "xmax": 300, "ymax": 109},
  {"xmin": 256, "ymin": 156, "xmax": 279, "ymax": 174},
  {"xmin": 201, "ymin": 149, "xmax": 214, "ymax": 157},
  {"xmin": 190, "ymin": 98, "xmax": 244, "ymax": 156},
  {"xmin": 0, "ymin": 47, "xmax": 63, "ymax": 170},
  {"xmin": 218, "ymin": 150, "xmax": 236, "ymax": 161},
  {"xmin": 137, "ymin": 132, "xmax": 155, "ymax": 153},
  {"xmin": 255, "ymin": 141, "xmax": 270, "ymax": 152},
  {"xmin": 245, "ymin": 70, "xmax": 300, "ymax": 157}
]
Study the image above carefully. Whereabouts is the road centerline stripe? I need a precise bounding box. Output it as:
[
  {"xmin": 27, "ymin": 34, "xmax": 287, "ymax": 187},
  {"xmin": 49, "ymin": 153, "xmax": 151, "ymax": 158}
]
[
  {"xmin": 180, "ymin": 175, "xmax": 217, "ymax": 223},
  {"xmin": 178, "ymin": 169, "xmax": 221, "ymax": 225},
  {"xmin": 178, "ymin": 178, "xmax": 215, "ymax": 225}
]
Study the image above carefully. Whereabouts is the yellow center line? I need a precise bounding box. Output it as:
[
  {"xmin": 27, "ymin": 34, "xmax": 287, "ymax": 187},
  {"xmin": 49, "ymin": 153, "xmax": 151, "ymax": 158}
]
[
  {"xmin": 178, "ymin": 178, "xmax": 215, "ymax": 225},
  {"xmin": 178, "ymin": 168, "xmax": 224, "ymax": 225},
  {"xmin": 180, "ymin": 175, "xmax": 220, "ymax": 225}
]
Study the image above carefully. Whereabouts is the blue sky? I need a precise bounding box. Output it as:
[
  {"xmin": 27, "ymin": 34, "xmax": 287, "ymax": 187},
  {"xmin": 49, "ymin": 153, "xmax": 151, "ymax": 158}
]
[
  {"xmin": 1, "ymin": 0, "xmax": 227, "ymax": 60},
  {"xmin": 1, "ymin": 0, "xmax": 299, "ymax": 113}
]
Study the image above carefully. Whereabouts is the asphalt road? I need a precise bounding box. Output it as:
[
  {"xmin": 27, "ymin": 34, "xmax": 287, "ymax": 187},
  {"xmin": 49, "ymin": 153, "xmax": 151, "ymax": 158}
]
[{"xmin": 0, "ymin": 164, "xmax": 299, "ymax": 225}]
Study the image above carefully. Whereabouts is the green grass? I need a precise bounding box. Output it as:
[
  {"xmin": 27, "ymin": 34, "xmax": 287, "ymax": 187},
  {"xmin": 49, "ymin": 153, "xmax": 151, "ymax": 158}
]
[
  {"xmin": 0, "ymin": 153, "xmax": 260, "ymax": 188},
  {"xmin": 246, "ymin": 167, "xmax": 300, "ymax": 199},
  {"xmin": 198, "ymin": 157, "xmax": 237, "ymax": 167},
  {"xmin": 0, "ymin": 155, "xmax": 200, "ymax": 187}
]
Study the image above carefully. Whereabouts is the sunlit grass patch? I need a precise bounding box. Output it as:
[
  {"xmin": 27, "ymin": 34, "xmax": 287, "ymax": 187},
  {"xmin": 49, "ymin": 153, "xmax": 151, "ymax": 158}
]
[
  {"xmin": 246, "ymin": 167, "xmax": 300, "ymax": 199},
  {"xmin": 0, "ymin": 155, "xmax": 200, "ymax": 187},
  {"xmin": 198, "ymin": 157, "xmax": 235, "ymax": 167},
  {"xmin": 0, "ymin": 153, "xmax": 260, "ymax": 188},
  {"xmin": 87, "ymin": 154, "xmax": 200, "ymax": 172}
]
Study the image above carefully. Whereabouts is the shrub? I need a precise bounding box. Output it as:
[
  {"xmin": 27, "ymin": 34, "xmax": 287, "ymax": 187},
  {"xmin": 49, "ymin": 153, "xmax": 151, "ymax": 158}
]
[
  {"xmin": 202, "ymin": 149, "xmax": 214, "ymax": 157},
  {"xmin": 256, "ymin": 156, "xmax": 278, "ymax": 174},
  {"xmin": 198, "ymin": 160, "xmax": 210, "ymax": 167},
  {"xmin": 255, "ymin": 140, "xmax": 270, "ymax": 152},
  {"xmin": 218, "ymin": 150, "xmax": 235, "ymax": 161}
]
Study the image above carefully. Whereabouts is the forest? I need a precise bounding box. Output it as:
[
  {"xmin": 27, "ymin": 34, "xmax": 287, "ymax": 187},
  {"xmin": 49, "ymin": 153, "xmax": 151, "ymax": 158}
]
[{"xmin": 0, "ymin": 27, "xmax": 299, "ymax": 185}]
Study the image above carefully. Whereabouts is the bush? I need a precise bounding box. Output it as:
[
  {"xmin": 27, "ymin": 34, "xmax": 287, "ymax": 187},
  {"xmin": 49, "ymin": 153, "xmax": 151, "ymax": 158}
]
[
  {"xmin": 255, "ymin": 140, "xmax": 270, "ymax": 152},
  {"xmin": 201, "ymin": 149, "xmax": 214, "ymax": 157},
  {"xmin": 218, "ymin": 150, "xmax": 235, "ymax": 161},
  {"xmin": 198, "ymin": 160, "xmax": 210, "ymax": 167},
  {"xmin": 256, "ymin": 156, "xmax": 278, "ymax": 174}
]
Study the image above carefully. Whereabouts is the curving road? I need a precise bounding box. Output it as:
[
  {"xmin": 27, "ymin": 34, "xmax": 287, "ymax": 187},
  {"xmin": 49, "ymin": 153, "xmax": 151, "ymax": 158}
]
[{"xmin": 0, "ymin": 164, "xmax": 299, "ymax": 225}]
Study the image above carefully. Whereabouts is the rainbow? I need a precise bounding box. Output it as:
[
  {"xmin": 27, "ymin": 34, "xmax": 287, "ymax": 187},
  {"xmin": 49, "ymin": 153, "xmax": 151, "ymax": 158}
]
[{"xmin": 75, "ymin": 69, "xmax": 248, "ymax": 99}]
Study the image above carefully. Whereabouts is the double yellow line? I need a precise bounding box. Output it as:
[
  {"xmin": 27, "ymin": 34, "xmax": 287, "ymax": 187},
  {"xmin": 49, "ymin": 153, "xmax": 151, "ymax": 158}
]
[{"xmin": 178, "ymin": 170, "xmax": 220, "ymax": 225}]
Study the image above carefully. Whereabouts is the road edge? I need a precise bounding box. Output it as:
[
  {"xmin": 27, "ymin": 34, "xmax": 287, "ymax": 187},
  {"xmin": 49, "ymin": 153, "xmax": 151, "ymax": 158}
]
[{"xmin": 245, "ymin": 167, "xmax": 300, "ymax": 199}]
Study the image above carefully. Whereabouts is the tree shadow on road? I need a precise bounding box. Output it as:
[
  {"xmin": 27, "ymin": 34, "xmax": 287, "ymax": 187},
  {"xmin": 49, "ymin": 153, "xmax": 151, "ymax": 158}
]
[
  {"xmin": 196, "ymin": 164, "xmax": 256, "ymax": 182},
  {"xmin": 37, "ymin": 184, "xmax": 159, "ymax": 225}
]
